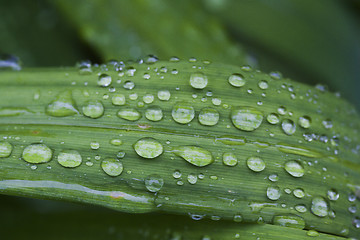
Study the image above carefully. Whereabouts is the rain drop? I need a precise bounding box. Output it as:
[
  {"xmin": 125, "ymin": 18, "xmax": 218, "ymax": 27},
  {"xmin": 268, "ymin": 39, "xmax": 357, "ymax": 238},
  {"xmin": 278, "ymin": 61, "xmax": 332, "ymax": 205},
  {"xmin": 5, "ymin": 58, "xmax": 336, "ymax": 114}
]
[
  {"xmin": 133, "ymin": 138, "xmax": 163, "ymax": 159},
  {"xmin": 45, "ymin": 91, "xmax": 79, "ymax": 117},
  {"xmin": 267, "ymin": 186, "xmax": 281, "ymax": 200},
  {"xmin": 117, "ymin": 107, "xmax": 141, "ymax": 121},
  {"xmin": 311, "ymin": 196, "xmax": 329, "ymax": 217},
  {"xmin": 284, "ymin": 160, "xmax": 304, "ymax": 177},
  {"xmin": 98, "ymin": 73, "xmax": 112, "ymax": 87},
  {"xmin": 298, "ymin": 116, "xmax": 311, "ymax": 129},
  {"xmin": 231, "ymin": 107, "xmax": 263, "ymax": 131},
  {"xmin": 281, "ymin": 119, "xmax": 296, "ymax": 135},
  {"xmin": 198, "ymin": 108, "xmax": 219, "ymax": 126},
  {"xmin": 157, "ymin": 90, "xmax": 171, "ymax": 101},
  {"xmin": 0, "ymin": 141, "xmax": 13, "ymax": 157},
  {"xmin": 190, "ymin": 72, "xmax": 208, "ymax": 89},
  {"xmin": 222, "ymin": 152, "xmax": 238, "ymax": 167},
  {"xmin": 22, "ymin": 143, "xmax": 52, "ymax": 163},
  {"xmin": 228, "ymin": 73, "xmax": 246, "ymax": 87},
  {"xmin": 247, "ymin": 156, "xmax": 265, "ymax": 172},
  {"xmin": 145, "ymin": 174, "xmax": 164, "ymax": 192},
  {"xmin": 266, "ymin": 113, "xmax": 280, "ymax": 125},
  {"xmin": 327, "ymin": 189, "xmax": 339, "ymax": 201},
  {"xmin": 172, "ymin": 102, "xmax": 195, "ymax": 124},
  {"xmin": 172, "ymin": 146, "xmax": 214, "ymax": 167},
  {"xmin": 111, "ymin": 94, "xmax": 126, "ymax": 106},
  {"xmin": 57, "ymin": 149, "xmax": 82, "ymax": 168},
  {"xmin": 82, "ymin": 100, "xmax": 104, "ymax": 119},
  {"xmin": 101, "ymin": 158, "xmax": 123, "ymax": 176},
  {"xmin": 145, "ymin": 106, "xmax": 163, "ymax": 121}
]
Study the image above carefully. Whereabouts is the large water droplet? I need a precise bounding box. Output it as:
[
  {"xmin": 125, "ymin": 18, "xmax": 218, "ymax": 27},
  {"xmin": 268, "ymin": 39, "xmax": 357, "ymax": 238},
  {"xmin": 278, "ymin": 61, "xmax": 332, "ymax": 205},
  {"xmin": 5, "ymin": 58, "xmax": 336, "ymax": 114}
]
[
  {"xmin": 145, "ymin": 106, "xmax": 163, "ymax": 121},
  {"xmin": 258, "ymin": 80, "xmax": 269, "ymax": 90},
  {"xmin": 190, "ymin": 72, "xmax": 208, "ymax": 89},
  {"xmin": 45, "ymin": 91, "xmax": 79, "ymax": 117},
  {"xmin": 145, "ymin": 174, "xmax": 164, "ymax": 192},
  {"xmin": 293, "ymin": 188, "xmax": 305, "ymax": 198},
  {"xmin": 222, "ymin": 152, "xmax": 238, "ymax": 166},
  {"xmin": 143, "ymin": 94, "xmax": 154, "ymax": 104},
  {"xmin": 111, "ymin": 94, "xmax": 126, "ymax": 106},
  {"xmin": 98, "ymin": 73, "xmax": 112, "ymax": 87},
  {"xmin": 123, "ymin": 81, "xmax": 135, "ymax": 90},
  {"xmin": 327, "ymin": 189, "xmax": 339, "ymax": 201},
  {"xmin": 282, "ymin": 119, "xmax": 296, "ymax": 135},
  {"xmin": 172, "ymin": 102, "xmax": 195, "ymax": 124},
  {"xmin": 0, "ymin": 141, "xmax": 13, "ymax": 157},
  {"xmin": 117, "ymin": 107, "xmax": 141, "ymax": 121},
  {"xmin": 157, "ymin": 90, "xmax": 171, "ymax": 101},
  {"xmin": 228, "ymin": 73, "xmax": 246, "ymax": 87},
  {"xmin": 187, "ymin": 174, "xmax": 198, "ymax": 184},
  {"xmin": 101, "ymin": 158, "xmax": 123, "ymax": 176},
  {"xmin": 231, "ymin": 107, "xmax": 263, "ymax": 131},
  {"xmin": 267, "ymin": 186, "xmax": 281, "ymax": 200},
  {"xmin": 247, "ymin": 156, "xmax": 265, "ymax": 172},
  {"xmin": 134, "ymin": 138, "xmax": 163, "ymax": 159},
  {"xmin": 272, "ymin": 215, "xmax": 305, "ymax": 229},
  {"xmin": 311, "ymin": 196, "xmax": 329, "ymax": 217},
  {"xmin": 22, "ymin": 143, "xmax": 52, "ymax": 163},
  {"xmin": 284, "ymin": 160, "xmax": 304, "ymax": 177},
  {"xmin": 57, "ymin": 149, "xmax": 82, "ymax": 168},
  {"xmin": 198, "ymin": 108, "xmax": 219, "ymax": 126},
  {"xmin": 82, "ymin": 100, "xmax": 104, "ymax": 119},
  {"xmin": 172, "ymin": 146, "xmax": 213, "ymax": 167},
  {"xmin": 298, "ymin": 116, "xmax": 311, "ymax": 129}
]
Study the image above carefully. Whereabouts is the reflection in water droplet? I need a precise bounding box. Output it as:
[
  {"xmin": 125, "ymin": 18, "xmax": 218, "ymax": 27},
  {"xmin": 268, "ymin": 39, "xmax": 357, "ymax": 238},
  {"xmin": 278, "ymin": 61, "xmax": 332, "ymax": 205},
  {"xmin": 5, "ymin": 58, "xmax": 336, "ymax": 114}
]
[
  {"xmin": 134, "ymin": 138, "xmax": 163, "ymax": 159},
  {"xmin": 267, "ymin": 186, "xmax": 281, "ymax": 200},
  {"xmin": 90, "ymin": 141, "xmax": 100, "ymax": 150},
  {"xmin": 277, "ymin": 106, "xmax": 286, "ymax": 115},
  {"xmin": 157, "ymin": 90, "xmax": 171, "ymax": 101},
  {"xmin": 222, "ymin": 152, "xmax": 238, "ymax": 166},
  {"xmin": 311, "ymin": 196, "xmax": 329, "ymax": 217},
  {"xmin": 272, "ymin": 215, "xmax": 305, "ymax": 229},
  {"xmin": 295, "ymin": 204, "xmax": 307, "ymax": 213},
  {"xmin": 198, "ymin": 108, "xmax": 219, "ymax": 126},
  {"xmin": 57, "ymin": 149, "xmax": 82, "ymax": 168},
  {"xmin": 228, "ymin": 73, "xmax": 246, "ymax": 87},
  {"xmin": 172, "ymin": 102, "xmax": 195, "ymax": 124},
  {"xmin": 231, "ymin": 107, "xmax": 263, "ymax": 131},
  {"xmin": 46, "ymin": 91, "xmax": 79, "ymax": 117},
  {"xmin": 22, "ymin": 143, "xmax": 52, "ymax": 163},
  {"xmin": 187, "ymin": 174, "xmax": 198, "ymax": 184},
  {"xmin": 298, "ymin": 116, "xmax": 311, "ymax": 129},
  {"xmin": 327, "ymin": 189, "xmax": 339, "ymax": 201},
  {"xmin": 101, "ymin": 158, "xmax": 123, "ymax": 176},
  {"xmin": 98, "ymin": 73, "xmax": 112, "ymax": 87},
  {"xmin": 123, "ymin": 81, "xmax": 135, "ymax": 90},
  {"xmin": 247, "ymin": 156, "xmax": 265, "ymax": 172},
  {"xmin": 110, "ymin": 139, "xmax": 122, "ymax": 146},
  {"xmin": 190, "ymin": 72, "xmax": 208, "ymax": 89},
  {"xmin": 173, "ymin": 170, "xmax": 182, "ymax": 179},
  {"xmin": 117, "ymin": 107, "xmax": 141, "ymax": 121},
  {"xmin": 268, "ymin": 174, "xmax": 279, "ymax": 182},
  {"xmin": 173, "ymin": 146, "xmax": 213, "ymax": 167},
  {"xmin": 82, "ymin": 100, "xmax": 104, "ymax": 119},
  {"xmin": 143, "ymin": 94, "xmax": 154, "ymax": 104},
  {"xmin": 282, "ymin": 119, "xmax": 296, "ymax": 135},
  {"xmin": 145, "ymin": 106, "xmax": 163, "ymax": 121},
  {"xmin": 266, "ymin": 113, "xmax": 280, "ymax": 124},
  {"xmin": 293, "ymin": 188, "xmax": 305, "ymax": 198},
  {"xmin": 258, "ymin": 80, "xmax": 269, "ymax": 90},
  {"xmin": 284, "ymin": 161, "xmax": 304, "ymax": 177},
  {"xmin": 145, "ymin": 174, "xmax": 164, "ymax": 192},
  {"xmin": 111, "ymin": 94, "xmax": 126, "ymax": 106},
  {"xmin": 0, "ymin": 141, "xmax": 13, "ymax": 157}
]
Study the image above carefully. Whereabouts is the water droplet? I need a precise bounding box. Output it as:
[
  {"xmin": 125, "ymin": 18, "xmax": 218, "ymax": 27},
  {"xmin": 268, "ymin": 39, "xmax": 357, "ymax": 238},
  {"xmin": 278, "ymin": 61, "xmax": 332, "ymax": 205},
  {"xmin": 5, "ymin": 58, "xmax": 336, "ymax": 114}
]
[
  {"xmin": 216, "ymin": 135, "xmax": 246, "ymax": 145},
  {"xmin": 143, "ymin": 94, "xmax": 154, "ymax": 104},
  {"xmin": 0, "ymin": 54, "xmax": 21, "ymax": 70},
  {"xmin": 281, "ymin": 119, "xmax": 296, "ymax": 135},
  {"xmin": 353, "ymin": 216, "xmax": 360, "ymax": 229},
  {"xmin": 145, "ymin": 106, "xmax": 163, "ymax": 122},
  {"xmin": 0, "ymin": 141, "xmax": 13, "ymax": 157},
  {"xmin": 277, "ymin": 106, "xmax": 286, "ymax": 115},
  {"xmin": 189, "ymin": 72, "xmax": 208, "ymax": 89},
  {"xmin": 298, "ymin": 116, "xmax": 311, "ymax": 129},
  {"xmin": 46, "ymin": 91, "xmax": 79, "ymax": 117},
  {"xmin": 187, "ymin": 174, "xmax": 198, "ymax": 184},
  {"xmin": 111, "ymin": 94, "xmax": 126, "ymax": 106},
  {"xmin": 145, "ymin": 55, "xmax": 158, "ymax": 64},
  {"xmin": 258, "ymin": 80, "xmax": 268, "ymax": 90},
  {"xmin": 133, "ymin": 138, "xmax": 163, "ymax": 159},
  {"xmin": 228, "ymin": 73, "xmax": 246, "ymax": 87},
  {"xmin": 284, "ymin": 160, "xmax": 304, "ymax": 177},
  {"xmin": 82, "ymin": 100, "xmax": 104, "ymax": 118},
  {"xmin": 101, "ymin": 158, "xmax": 123, "ymax": 176},
  {"xmin": 211, "ymin": 97, "xmax": 221, "ymax": 106},
  {"xmin": 293, "ymin": 188, "xmax": 305, "ymax": 198},
  {"xmin": 266, "ymin": 113, "xmax": 280, "ymax": 124},
  {"xmin": 268, "ymin": 174, "xmax": 279, "ymax": 182},
  {"xmin": 123, "ymin": 81, "xmax": 135, "ymax": 90},
  {"xmin": 57, "ymin": 150, "xmax": 82, "ymax": 168},
  {"xmin": 0, "ymin": 107, "xmax": 32, "ymax": 117},
  {"xmin": 348, "ymin": 193, "xmax": 356, "ymax": 202},
  {"xmin": 98, "ymin": 73, "xmax": 112, "ymax": 87},
  {"xmin": 295, "ymin": 204, "xmax": 307, "ymax": 213},
  {"xmin": 348, "ymin": 205, "xmax": 357, "ymax": 214},
  {"xmin": 222, "ymin": 152, "xmax": 238, "ymax": 166},
  {"xmin": 322, "ymin": 119, "xmax": 333, "ymax": 129},
  {"xmin": 172, "ymin": 146, "xmax": 213, "ymax": 167},
  {"xmin": 198, "ymin": 108, "xmax": 219, "ymax": 126},
  {"xmin": 231, "ymin": 107, "xmax": 263, "ymax": 131},
  {"xmin": 117, "ymin": 107, "xmax": 141, "ymax": 121},
  {"xmin": 273, "ymin": 215, "xmax": 305, "ymax": 229},
  {"xmin": 233, "ymin": 214, "xmax": 243, "ymax": 222},
  {"xmin": 267, "ymin": 186, "xmax": 281, "ymax": 200},
  {"xmin": 145, "ymin": 174, "xmax": 164, "ymax": 192},
  {"xmin": 172, "ymin": 102, "xmax": 195, "ymax": 124},
  {"xmin": 110, "ymin": 139, "xmax": 122, "ymax": 146},
  {"xmin": 311, "ymin": 196, "xmax": 329, "ymax": 217},
  {"xmin": 247, "ymin": 156, "xmax": 265, "ymax": 172},
  {"xmin": 90, "ymin": 141, "xmax": 100, "ymax": 150},
  {"xmin": 22, "ymin": 143, "xmax": 52, "ymax": 163},
  {"xmin": 173, "ymin": 170, "xmax": 182, "ymax": 179},
  {"xmin": 116, "ymin": 151, "xmax": 126, "ymax": 159},
  {"xmin": 157, "ymin": 90, "xmax": 171, "ymax": 101},
  {"xmin": 327, "ymin": 189, "xmax": 339, "ymax": 201},
  {"xmin": 307, "ymin": 230, "xmax": 320, "ymax": 237}
]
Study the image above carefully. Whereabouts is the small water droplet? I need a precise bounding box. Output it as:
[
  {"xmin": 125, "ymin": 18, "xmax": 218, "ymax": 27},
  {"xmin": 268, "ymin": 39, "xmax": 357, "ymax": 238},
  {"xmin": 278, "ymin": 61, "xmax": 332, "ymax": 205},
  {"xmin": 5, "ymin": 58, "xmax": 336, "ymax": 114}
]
[
  {"xmin": 46, "ymin": 91, "xmax": 79, "ymax": 117},
  {"xmin": 322, "ymin": 119, "xmax": 333, "ymax": 129},
  {"xmin": 307, "ymin": 230, "xmax": 320, "ymax": 237},
  {"xmin": 123, "ymin": 81, "xmax": 135, "ymax": 90},
  {"xmin": 211, "ymin": 97, "xmax": 221, "ymax": 106},
  {"xmin": 101, "ymin": 158, "xmax": 123, "ymax": 176},
  {"xmin": 281, "ymin": 119, "xmax": 296, "ymax": 135},
  {"xmin": 228, "ymin": 73, "xmax": 246, "ymax": 87},
  {"xmin": 172, "ymin": 146, "xmax": 213, "ymax": 167},
  {"xmin": 273, "ymin": 215, "xmax": 305, "ymax": 229},
  {"xmin": 198, "ymin": 108, "xmax": 219, "ymax": 126},
  {"xmin": 143, "ymin": 94, "xmax": 154, "ymax": 104},
  {"xmin": 247, "ymin": 156, "xmax": 265, "ymax": 172},
  {"xmin": 111, "ymin": 94, "xmax": 126, "ymax": 105},
  {"xmin": 116, "ymin": 151, "xmax": 126, "ymax": 159},
  {"xmin": 233, "ymin": 214, "xmax": 243, "ymax": 222},
  {"xmin": 22, "ymin": 143, "xmax": 52, "ymax": 163},
  {"xmin": 190, "ymin": 72, "xmax": 208, "ymax": 89},
  {"xmin": 187, "ymin": 174, "xmax": 198, "ymax": 184},
  {"xmin": 133, "ymin": 138, "xmax": 163, "ymax": 159},
  {"xmin": 295, "ymin": 204, "xmax": 307, "ymax": 213},
  {"xmin": 258, "ymin": 80, "xmax": 268, "ymax": 90},
  {"xmin": 110, "ymin": 139, "xmax": 122, "ymax": 146},
  {"xmin": 298, "ymin": 116, "xmax": 311, "ymax": 129},
  {"xmin": 277, "ymin": 106, "xmax": 286, "ymax": 115},
  {"xmin": 284, "ymin": 161, "xmax": 304, "ymax": 177},
  {"xmin": 90, "ymin": 141, "xmax": 100, "ymax": 150},
  {"xmin": 145, "ymin": 55, "xmax": 159, "ymax": 64},
  {"xmin": 353, "ymin": 216, "xmax": 360, "ymax": 229},
  {"xmin": 268, "ymin": 174, "xmax": 279, "ymax": 182},
  {"xmin": 57, "ymin": 149, "xmax": 82, "ymax": 168},
  {"xmin": 266, "ymin": 113, "xmax": 280, "ymax": 124},
  {"xmin": 327, "ymin": 189, "xmax": 339, "ymax": 201},
  {"xmin": 98, "ymin": 73, "xmax": 112, "ymax": 87},
  {"xmin": 117, "ymin": 107, "xmax": 141, "ymax": 121},
  {"xmin": 172, "ymin": 102, "xmax": 195, "ymax": 124},
  {"xmin": 173, "ymin": 170, "xmax": 182, "ymax": 179},
  {"xmin": 0, "ymin": 141, "xmax": 13, "ymax": 157},
  {"xmin": 267, "ymin": 186, "xmax": 281, "ymax": 200},
  {"xmin": 222, "ymin": 152, "xmax": 238, "ymax": 166},
  {"xmin": 311, "ymin": 196, "xmax": 329, "ymax": 217},
  {"xmin": 293, "ymin": 188, "xmax": 305, "ymax": 198},
  {"xmin": 82, "ymin": 100, "xmax": 104, "ymax": 118},
  {"xmin": 157, "ymin": 90, "xmax": 171, "ymax": 101},
  {"xmin": 231, "ymin": 107, "xmax": 263, "ymax": 131},
  {"xmin": 145, "ymin": 106, "xmax": 163, "ymax": 121},
  {"xmin": 145, "ymin": 174, "xmax": 164, "ymax": 192}
]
